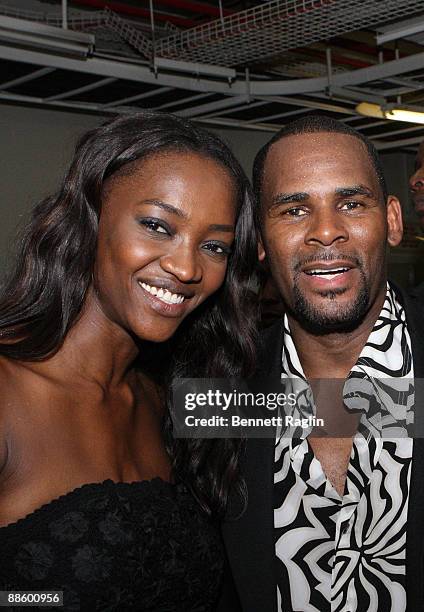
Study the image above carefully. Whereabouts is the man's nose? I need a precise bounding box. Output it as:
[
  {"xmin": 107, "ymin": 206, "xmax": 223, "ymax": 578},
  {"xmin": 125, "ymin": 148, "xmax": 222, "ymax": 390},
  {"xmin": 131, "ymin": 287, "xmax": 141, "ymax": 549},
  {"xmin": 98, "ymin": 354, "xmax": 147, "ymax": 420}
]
[
  {"xmin": 304, "ymin": 209, "xmax": 348, "ymax": 247},
  {"xmin": 409, "ymin": 166, "xmax": 424, "ymax": 192},
  {"xmin": 159, "ymin": 242, "xmax": 202, "ymax": 283}
]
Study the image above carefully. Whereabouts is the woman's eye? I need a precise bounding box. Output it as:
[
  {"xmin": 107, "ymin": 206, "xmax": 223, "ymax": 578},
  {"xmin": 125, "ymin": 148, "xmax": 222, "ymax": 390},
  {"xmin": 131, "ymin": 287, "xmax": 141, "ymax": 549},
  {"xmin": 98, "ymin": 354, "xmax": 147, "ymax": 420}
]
[
  {"xmin": 203, "ymin": 242, "xmax": 232, "ymax": 256},
  {"xmin": 139, "ymin": 219, "xmax": 169, "ymax": 234}
]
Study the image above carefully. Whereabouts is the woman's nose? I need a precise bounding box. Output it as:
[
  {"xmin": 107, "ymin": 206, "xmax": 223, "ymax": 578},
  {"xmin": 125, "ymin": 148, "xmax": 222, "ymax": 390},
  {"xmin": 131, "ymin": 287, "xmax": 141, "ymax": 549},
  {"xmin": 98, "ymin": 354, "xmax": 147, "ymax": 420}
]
[{"xmin": 159, "ymin": 243, "xmax": 202, "ymax": 283}]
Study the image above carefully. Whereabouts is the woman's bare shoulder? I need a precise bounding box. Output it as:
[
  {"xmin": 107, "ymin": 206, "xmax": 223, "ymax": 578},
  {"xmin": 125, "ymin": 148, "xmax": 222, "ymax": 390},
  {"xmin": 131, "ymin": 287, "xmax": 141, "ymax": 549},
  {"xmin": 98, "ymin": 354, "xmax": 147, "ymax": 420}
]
[
  {"xmin": 0, "ymin": 356, "xmax": 55, "ymax": 487},
  {"xmin": 0, "ymin": 356, "xmax": 38, "ymax": 468}
]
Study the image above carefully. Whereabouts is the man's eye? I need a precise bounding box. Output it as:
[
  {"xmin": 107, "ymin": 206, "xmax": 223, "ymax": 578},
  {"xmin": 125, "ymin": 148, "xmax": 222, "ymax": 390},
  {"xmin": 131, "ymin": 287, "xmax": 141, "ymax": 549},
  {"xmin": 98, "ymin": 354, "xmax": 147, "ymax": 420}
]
[
  {"xmin": 284, "ymin": 207, "xmax": 307, "ymax": 217},
  {"xmin": 203, "ymin": 242, "xmax": 232, "ymax": 256},
  {"xmin": 139, "ymin": 219, "xmax": 169, "ymax": 234},
  {"xmin": 341, "ymin": 201, "xmax": 363, "ymax": 211}
]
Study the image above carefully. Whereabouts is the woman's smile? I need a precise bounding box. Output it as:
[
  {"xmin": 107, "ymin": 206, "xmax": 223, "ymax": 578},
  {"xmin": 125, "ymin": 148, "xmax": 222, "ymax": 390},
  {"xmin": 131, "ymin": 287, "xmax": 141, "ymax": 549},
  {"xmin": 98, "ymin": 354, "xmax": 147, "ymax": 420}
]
[
  {"xmin": 139, "ymin": 282, "xmax": 186, "ymax": 305},
  {"xmin": 136, "ymin": 279, "xmax": 192, "ymax": 317}
]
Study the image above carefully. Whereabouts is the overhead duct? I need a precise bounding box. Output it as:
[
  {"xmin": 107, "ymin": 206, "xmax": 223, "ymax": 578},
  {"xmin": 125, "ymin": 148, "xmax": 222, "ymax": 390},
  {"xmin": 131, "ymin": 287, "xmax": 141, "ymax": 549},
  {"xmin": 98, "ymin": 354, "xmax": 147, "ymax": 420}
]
[{"xmin": 0, "ymin": 14, "xmax": 95, "ymax": 58}]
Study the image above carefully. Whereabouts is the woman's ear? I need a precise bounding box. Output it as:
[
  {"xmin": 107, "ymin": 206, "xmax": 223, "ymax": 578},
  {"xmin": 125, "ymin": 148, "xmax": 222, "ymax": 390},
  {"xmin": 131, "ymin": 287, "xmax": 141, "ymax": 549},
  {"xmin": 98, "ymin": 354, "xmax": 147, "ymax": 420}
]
[{"xmin": 258, "ymin": 240, "xmax": 266, "ymax": 262}]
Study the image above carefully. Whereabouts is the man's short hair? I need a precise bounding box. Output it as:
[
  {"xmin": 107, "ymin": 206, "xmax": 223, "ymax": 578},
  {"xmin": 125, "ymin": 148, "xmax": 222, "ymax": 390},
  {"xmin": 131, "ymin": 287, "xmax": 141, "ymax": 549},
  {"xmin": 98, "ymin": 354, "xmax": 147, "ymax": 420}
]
[{"xmin": 252, "ymin": 114, "xmax": 388, "ymax": 207}]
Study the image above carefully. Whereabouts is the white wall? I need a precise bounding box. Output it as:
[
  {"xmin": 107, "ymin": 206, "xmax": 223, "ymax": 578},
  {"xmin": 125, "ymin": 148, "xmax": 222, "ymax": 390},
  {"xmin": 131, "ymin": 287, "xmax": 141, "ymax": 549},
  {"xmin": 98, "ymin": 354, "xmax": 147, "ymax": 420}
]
[
  {"xmin": 209, "ymin": 126, "xmax": 271, "ymax": 177},
  {"xmin": 0, "ymin": 104, "xmax": 103, "ymax": 270}
]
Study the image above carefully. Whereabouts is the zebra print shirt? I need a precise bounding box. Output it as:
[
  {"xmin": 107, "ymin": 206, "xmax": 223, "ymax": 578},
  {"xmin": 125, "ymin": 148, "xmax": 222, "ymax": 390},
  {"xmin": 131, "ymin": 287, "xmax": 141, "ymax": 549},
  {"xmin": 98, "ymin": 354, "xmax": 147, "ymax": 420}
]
[{"xmin": 274, "ymin": 284, "xmax": 414, "ymax": 612}]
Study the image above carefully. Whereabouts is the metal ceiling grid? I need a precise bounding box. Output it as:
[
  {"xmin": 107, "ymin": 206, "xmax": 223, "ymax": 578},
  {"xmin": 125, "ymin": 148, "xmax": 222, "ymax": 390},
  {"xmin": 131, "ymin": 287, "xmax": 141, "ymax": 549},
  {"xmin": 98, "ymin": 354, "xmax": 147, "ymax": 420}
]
[
  {"xmin": 6, "ymin": 68, "xmax": 101, "ymax": 97},
  {"xmin": 156, "ymin": 0, "xmax": 424, "ymax": 66},
  {"xmin": 0, "ymin": 1, "xmax": 424, "ymax": 151}
]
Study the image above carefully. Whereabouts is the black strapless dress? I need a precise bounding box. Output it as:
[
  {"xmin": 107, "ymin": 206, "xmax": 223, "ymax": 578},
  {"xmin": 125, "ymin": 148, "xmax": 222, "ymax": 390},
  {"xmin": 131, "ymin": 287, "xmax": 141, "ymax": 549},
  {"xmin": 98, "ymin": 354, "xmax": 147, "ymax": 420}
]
[{"xmin": 0, "ymin": 479, "xmax": 223, "ymax": 611}]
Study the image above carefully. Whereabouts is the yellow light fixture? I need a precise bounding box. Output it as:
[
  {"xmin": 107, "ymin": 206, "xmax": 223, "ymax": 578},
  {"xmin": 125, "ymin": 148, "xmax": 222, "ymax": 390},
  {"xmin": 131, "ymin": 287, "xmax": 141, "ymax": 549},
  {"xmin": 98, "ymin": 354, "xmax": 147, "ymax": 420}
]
[{"xmin": 356, "ymin": 102, "xmax": 424, "ymax": 124}]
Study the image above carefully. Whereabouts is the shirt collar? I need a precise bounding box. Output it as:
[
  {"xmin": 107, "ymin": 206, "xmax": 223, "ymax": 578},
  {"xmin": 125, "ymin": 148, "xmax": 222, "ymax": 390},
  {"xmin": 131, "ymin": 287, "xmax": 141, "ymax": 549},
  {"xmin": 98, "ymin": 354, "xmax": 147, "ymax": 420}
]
[
  {"xmin": 281, "ymin": 283, "xmax": 412, "ymax": 380},
  {"xmin": 279, "ymin": 283, "xmax": 413, "ymax": 442}
]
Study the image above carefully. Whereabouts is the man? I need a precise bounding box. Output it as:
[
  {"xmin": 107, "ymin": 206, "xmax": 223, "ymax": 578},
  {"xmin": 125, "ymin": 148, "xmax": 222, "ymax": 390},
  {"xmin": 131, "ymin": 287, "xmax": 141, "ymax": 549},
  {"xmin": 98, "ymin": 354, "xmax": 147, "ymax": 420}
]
[
  {"xmin": 409, "ymin": 138, "xmax": 424, "ymax": 235},
  {"xmin": 219, "ymin": 116, "xmax": 424, "ymax": 612},
  {"xmin": 409, "ymin": 140, "xmax": 424, "ymax": 299}
]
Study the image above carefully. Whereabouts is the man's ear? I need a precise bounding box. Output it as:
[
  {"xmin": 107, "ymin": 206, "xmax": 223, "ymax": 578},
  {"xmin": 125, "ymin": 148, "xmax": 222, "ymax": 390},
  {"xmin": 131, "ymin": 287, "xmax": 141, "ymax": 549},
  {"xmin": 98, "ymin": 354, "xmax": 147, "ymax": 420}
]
[
  {"xmin": 258, "ymin": 239, "xmax": 266, "ymax": 262},
  {"xmin": 386, "ymin": 196, "xmax": 403, "ymax": 247}
]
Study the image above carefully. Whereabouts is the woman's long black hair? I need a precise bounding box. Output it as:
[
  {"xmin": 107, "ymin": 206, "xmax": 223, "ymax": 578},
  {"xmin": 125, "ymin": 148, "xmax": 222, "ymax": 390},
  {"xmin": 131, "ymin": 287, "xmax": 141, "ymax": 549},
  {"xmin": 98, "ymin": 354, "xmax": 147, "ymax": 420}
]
[{"xmin": 0, "ymin": 111, "xmax": 259, "ymax": 518}]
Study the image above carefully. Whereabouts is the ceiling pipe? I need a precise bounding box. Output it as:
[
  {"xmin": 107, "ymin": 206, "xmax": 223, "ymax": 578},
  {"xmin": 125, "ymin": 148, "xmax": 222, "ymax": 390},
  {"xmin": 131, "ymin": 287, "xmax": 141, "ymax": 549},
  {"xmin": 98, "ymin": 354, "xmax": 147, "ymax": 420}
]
[
  {"xmin": 62, "ymin": 0, "xmax": 68, "ymax": 29},
  {"xmin": 3, "ymin": 39, "xmax": 424, "ymax": 98}
]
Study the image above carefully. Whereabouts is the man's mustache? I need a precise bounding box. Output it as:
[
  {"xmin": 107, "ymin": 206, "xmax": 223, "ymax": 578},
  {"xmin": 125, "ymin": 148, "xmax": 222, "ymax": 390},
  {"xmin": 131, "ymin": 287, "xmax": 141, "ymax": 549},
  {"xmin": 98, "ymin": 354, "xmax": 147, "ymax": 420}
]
[{"xmin": 293, "ymin": 251, "xmax": 363, "ymax": 272}]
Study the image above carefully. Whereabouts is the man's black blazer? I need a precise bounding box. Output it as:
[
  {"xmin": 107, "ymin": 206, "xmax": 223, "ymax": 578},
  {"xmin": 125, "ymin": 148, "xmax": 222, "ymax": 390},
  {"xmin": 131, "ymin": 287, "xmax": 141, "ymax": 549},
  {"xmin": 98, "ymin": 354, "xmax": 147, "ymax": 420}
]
[{"xmin": 219, "ymin": 288, "xmax": 424, "ymax": 612}]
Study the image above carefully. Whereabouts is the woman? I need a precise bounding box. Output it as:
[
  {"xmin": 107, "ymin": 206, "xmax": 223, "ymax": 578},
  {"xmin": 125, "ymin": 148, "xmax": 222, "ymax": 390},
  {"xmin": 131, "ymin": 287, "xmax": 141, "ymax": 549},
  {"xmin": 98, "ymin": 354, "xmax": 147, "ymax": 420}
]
[{"xmin": 0, "ymin": 111, "xmax": 258, "ymax": 610}]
